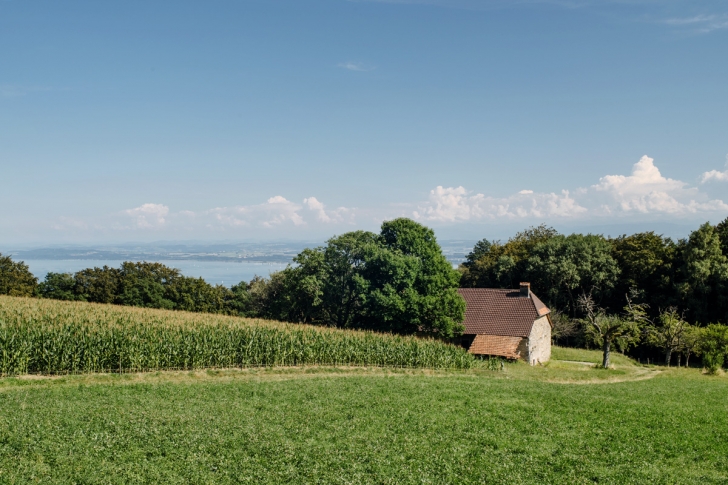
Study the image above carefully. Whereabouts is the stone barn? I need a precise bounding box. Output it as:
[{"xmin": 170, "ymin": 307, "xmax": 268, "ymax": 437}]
[{"xmin": 457, "ymin": 283, "xmax": 552, "ymax": 365}]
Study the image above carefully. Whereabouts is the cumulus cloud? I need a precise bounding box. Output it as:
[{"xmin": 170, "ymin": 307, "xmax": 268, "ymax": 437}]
[
  {"xmin": 592, "ymin": 155, "xmax": 728, "ymax": 214},
  {"xmin": 701, "ymin": 156, "xmax": 728, "ymax": 183},
  {"xmin": 122, "ymin": 203, "xmax": 169, "ymax": 229},
  {"xmin": 303, "ymin": 197, "xmax": 354, "ymax": 224},
  {"xmin": 208, "ymin": 196, "xmax": 305, "ymax": 228},
  {"xmin": 58, "ymin": 196, "xmax": 358, "ymax": 236},
  {"xmin": 414, "ymin": 155, "xmax": 728, "ymax": 223},
  {"xmin": 413, "ymin": 186, "xmax": 586, "ymax": 222}
]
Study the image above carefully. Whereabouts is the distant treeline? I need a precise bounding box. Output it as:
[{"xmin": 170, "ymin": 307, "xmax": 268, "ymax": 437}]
[{"xmin": 1, "ymin": 217, "xmax": 727, "ymax": 338}]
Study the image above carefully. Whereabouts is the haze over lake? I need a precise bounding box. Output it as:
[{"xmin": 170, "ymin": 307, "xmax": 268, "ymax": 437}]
[
  {"xmin": 23, "ymin": 259, "xmax": 290, "ymax": 287},
  {"xmin": 12, "ymin": 240, "xmax": 474, "ymax": 286}
]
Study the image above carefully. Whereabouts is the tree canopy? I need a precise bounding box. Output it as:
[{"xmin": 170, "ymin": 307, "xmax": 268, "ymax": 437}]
[
  {"xmin": 254, "ymin": 219, "xmax": 465, "ymax": 337},
  {"xmin": 0, "ymin": 253, "xmax": 37, "ymax": 297}
]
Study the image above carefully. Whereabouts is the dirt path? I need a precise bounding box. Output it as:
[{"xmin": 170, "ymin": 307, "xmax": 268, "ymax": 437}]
[{"xmin": 546, "ymin": 361, "xmax": 663, "ymax": 385}]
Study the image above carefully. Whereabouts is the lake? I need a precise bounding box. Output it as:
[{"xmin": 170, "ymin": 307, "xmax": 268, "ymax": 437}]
[{"xmin": 23, "ymin": 260, "xmax": 291, "ymax": 287}]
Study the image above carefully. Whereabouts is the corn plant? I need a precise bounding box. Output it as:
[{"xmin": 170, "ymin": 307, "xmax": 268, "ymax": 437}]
[{"xmin": 0, "ymin": 295, "xmax": 474, "ymax": 375}]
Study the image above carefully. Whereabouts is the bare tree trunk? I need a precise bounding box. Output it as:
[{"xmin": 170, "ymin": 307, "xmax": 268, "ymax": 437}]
[
  {"xmin": 685, "ymin": 352, "xmax": 691, "ymax": 367},
  {"xmin": 677, "ymin": 353, "xmax": 681, "ymax": 368},
  {"xmin": 665, "ymin": 348, "xmax": 672, "ymax": 367},
  {"xmin": 602, "ymin": 339, "xmax": 611, "ymax": 368}
]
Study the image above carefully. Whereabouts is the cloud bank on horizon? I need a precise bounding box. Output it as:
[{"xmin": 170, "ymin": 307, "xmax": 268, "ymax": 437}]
[{"xmin": 48, "ymin": 155, "xmax": 728, "ymax": 239}]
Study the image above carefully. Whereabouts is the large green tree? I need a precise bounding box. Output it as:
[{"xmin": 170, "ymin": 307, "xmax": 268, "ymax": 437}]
[
  {"xmin": 460, "ymin": 225, "xmax": 558, "ymax": 289},
  {"xmin": 715, "ymin": 216, "xmax": 728, "ymax": 257},
  {"xmin": 116, "ymin": 262, "xmax": 179, "ymax": 309},
  {"xmin": 73, "ymin": 266, "xmax": 121, "ymax": 304},
  {"xmin": 258, "ymin": 219, "xmax": 465, "ymax": 337},
  {"xmin": 0, "ymin": 253, "xmax": 37, "ymax": 297},
  {"xmin": 527, "ymin": 234, "xmax": 620, "ymax": 315},
  {"xmin": 369, "ymin": 218, "xmax": 465, "ymax": 336},
  {"xmin": 677, "ymin": 223, "xmax": 728, "ymax": 324},
  {"xmin": 38, "ymin": 272, "xmax": 81, "ymax": 301},
  {"xmin": 610, "ymin": 232, "xmax": 678, "ymax": 314}
]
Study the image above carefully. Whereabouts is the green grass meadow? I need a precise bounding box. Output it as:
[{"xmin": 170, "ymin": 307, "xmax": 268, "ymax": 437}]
[{"xmin": 1, "ymin": 362, "xmax": 727, "ymax": 484}]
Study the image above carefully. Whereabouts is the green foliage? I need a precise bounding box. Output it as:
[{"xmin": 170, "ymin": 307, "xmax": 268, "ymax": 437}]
[
  {"xmin": 716, "ymin": 216, "xmax": 728, "ymax": 257},
  {"xmin": 462, "ymin": 221, "xmax": 728, "ymax": 326},
  {"xmin": 678, "ymin": 223, "xmax": 728, "ymax": 323},
  {"xmin": 528, "ymin": 234, "xmax": 620, "ymax": 315},
  {"xmin": 367, "ymin": 218, "xmax": 465, "ymax": 337},
  {"xmin": 38, "ymin": 272, "xmax": 82, "ymax": 301},
  {"xmin": 258, "ymin": 219, "xmax": 465, "ymax": 338},
  {"xmin": 0, "ymin": 296, "xmax": 474, "ymax": 376},
  {"xmin": 463, "ymin": 238, "xmax": 492, "ymax": 266},
  {"xmin": 645, "ymin": 308, "xmax": 688, "ymax": 366},
  {"xmin": 580, "ymin": 293, "xmax": 642, "ymax": 368},
  {"xmin": 460, "ymin": 224, "xmax": 558, "ymax": 289},
  {"xmin": 700, "ymin": 324, "xmax": 728, "ymax": 374},
  {"xmin": 610, "ymin": 231, "xmax": 678, "ymax": 313},
  {"xmin": 679, "ymin": 323, "xmax": 703, "ymax": 367},
  {"xmin": 0, "ymin": 253, "xmax": 37, "ymax": 297},
  {"xmin": 116, "ymin": 261, "xmax": 179, "ymax": 309},
  {"xmin": 74, "ymin": 265, "xmax": 121, "ymax": 303},
  {"xmin": 35, "ymin": 262, "xmax": 257, "ymax": 317}
]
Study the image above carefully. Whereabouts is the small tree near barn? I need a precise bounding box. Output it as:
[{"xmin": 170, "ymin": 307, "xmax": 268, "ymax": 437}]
[
  {"xmin": 647, "ymin": 308, "xmax": 688, "ymax": 366},
  {"xmin": 579, "ymin": 293, "xmax": 642, "ymax": 369}
]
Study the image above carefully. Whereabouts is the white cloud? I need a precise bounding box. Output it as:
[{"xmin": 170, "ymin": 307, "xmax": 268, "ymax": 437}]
[
  {"xmin": 208, "ymin": 196, "xmax": 305, "ymax": 228},
  {"xmin": 338, "ymin": 62, "xmax": 375, "ymax": 72},
  {"xmin": 413, "ymin": 186, "xmax": 586, "ymax": 222},
  {"xmin": 55, "ymin": 196, "xmax": 359, "ymax": 236},
  {"xmin": 700, "ymin": 156, "xmax": 728, "ymax": 183},
  {"xmin": 592, "ymin": 155, "xmax": 728, "ymax": 214},
  {"xmin": 303, "ymin": 197, "xmax": 354, "ymax": 224},
  {"xmin": 414, "ymin": 155, "xmax": 728, "ymax": 223},
  {"xmin": 122, "ymin": 203, "xmax": 169, "ymax": 229}
]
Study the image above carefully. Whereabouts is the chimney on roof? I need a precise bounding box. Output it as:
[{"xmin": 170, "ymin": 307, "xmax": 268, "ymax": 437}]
[{"xmin": 520, "ymin": 282, "xmax": 531, "ymax": 298}]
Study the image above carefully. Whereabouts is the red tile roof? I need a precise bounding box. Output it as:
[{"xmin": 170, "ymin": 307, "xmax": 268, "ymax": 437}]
[
  {"xmin": 457, "ymin": 288, "xmax": 551, "ymax": 338},
  {"xmin": 468, "ymin": 335, "xmax": 522, "ymax": 359}
]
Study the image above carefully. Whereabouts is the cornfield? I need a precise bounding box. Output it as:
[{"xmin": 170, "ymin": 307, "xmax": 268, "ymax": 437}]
[{"xmin": 0, "ymin": 296, "xmax": 474, "ymax": 375}]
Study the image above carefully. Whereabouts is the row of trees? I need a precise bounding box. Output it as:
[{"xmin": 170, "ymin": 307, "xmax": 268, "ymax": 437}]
[
  {"xmin": 461, "ymin": 219, "xmax": 728, "ymax": 325},
  {"xmin": 572, "ymin": 292, "xmax": 728, "ymax": 372},
  {"xmin": 0, "ymin": 257, "xmax": 254, "ymax": 315}
]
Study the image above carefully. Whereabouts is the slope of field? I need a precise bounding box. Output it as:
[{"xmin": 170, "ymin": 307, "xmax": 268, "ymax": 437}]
[
  {"xmin": 0, "ymin": 296, "xmax": 473, "ymax": 374},
  {"xmin": 1, "ymin": 364, "xmax": 726, "ymax": 484}
]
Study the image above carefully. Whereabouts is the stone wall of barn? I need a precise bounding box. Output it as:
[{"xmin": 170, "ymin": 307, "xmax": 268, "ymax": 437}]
[{"xmin": 526, "ymin": 315, "xmax": 551, "ymax": 365}]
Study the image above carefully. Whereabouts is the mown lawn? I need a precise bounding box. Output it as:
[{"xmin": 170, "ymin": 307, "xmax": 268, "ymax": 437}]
[{"xmin": 1, "ymin": 360, "xmax": 727, "ymax": 484}]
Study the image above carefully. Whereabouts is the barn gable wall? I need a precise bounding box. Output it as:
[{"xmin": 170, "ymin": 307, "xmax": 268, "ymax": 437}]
[{"xmin": 526, "ymin": 315, "xmax": 551, "ymax": 364}]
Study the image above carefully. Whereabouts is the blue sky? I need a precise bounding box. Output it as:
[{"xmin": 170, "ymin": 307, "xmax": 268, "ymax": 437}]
[{"xmin": 2, "ymin": 0, "xmax": 727, "ymax": 245}]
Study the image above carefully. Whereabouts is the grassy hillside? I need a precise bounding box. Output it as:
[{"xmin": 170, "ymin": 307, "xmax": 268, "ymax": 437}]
[
  {"xmin": 1, "ymin": 365, "xmax": 726, "ymax": 484},
  {"xmin": 1, "ymin": 296, "xmax": 726, "ymax": 483},
  {"xmin": 0, "ymin": 296, "xmax": 474, "ymax": 374}
]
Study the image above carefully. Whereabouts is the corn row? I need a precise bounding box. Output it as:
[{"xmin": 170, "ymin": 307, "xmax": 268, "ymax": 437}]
[{"xmin": 0, "ymin": 296, "xmax": 474, "ymax": 375}]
